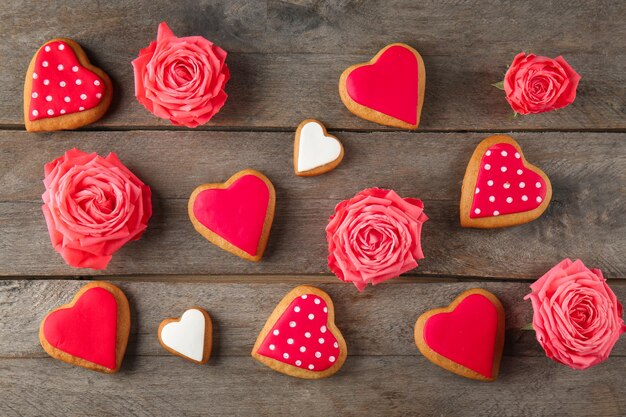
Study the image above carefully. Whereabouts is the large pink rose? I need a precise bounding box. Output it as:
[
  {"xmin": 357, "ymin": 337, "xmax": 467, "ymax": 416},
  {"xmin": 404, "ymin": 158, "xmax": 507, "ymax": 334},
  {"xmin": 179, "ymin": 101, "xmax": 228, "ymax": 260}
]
[
  {"xmin": 326, "ymin": 188, "xmax": 428, "ymax": 291},
  {"xmin": 132, "ymin": 22, "xmax": 230, "ymax": 128},
  {"xmin": 42, "ymin": 149, "xmax": 152, "ymax": 270},
  {"xmin": 503, "ymin": 52, "xmax": 581, "ymax": 115},
  {"xmin": 525, "ymin": 259, "xmax": 625, "ymax": 370}
]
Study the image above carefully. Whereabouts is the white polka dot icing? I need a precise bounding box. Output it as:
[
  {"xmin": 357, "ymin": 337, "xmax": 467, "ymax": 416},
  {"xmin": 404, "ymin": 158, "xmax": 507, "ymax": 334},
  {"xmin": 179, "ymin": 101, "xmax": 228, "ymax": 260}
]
[
  {"xmin": 470, "ymin": 143, "xmax": 547, "ymax": 218},
  {"xmin": 28, "ymin": 40, "xmax": 105, "ymax": 121},
  {"xmin": 257, "ymin": 293, "xmax": 341, "ymax": 372}
]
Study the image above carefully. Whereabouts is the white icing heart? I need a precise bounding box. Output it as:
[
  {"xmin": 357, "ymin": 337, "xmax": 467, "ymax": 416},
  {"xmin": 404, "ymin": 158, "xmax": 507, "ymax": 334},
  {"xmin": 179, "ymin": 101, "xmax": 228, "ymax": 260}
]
[
  {"xmin": 297, "ymin": 121, "xmax": 342, "ymax": 172},
  {"xmin": 160, "ymin": 309, "xmax": 206, "ymax": 361}
]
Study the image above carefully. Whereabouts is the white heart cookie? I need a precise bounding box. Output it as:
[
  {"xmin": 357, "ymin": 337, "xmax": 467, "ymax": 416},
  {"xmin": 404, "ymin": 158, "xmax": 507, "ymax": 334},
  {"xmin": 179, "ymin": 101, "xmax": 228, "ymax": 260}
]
[
  {"xmin": 158, "ymin": 308, "xmax": 212, "ymax": 364},
  {"xmin": 294, "ymin": 119, "xmax": 344, "ymax": 176}
]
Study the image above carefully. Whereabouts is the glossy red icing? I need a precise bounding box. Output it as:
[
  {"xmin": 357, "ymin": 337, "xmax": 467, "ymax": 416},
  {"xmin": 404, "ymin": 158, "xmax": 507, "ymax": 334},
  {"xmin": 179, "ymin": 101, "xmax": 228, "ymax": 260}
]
[
  {"xmin": 470, "ymin": 143, "xmax": 547, "ymax": 218},
  {"xmin": 423, "ymin": 294, "xmax": 499, "ymax": 378},
  {"xmin": 43, "ymin": 287, "xmax": 118, "ymax": 370},
  {"xmin": 257, "ymin": 294, "xmax": 341, "ymax": 372},
  {"xmin": 29, "ymin": 40, "xmax": 105, "ymax": 121},
  {"xmin": 346, "ymin": 45, "xmax": 418, "ymax": 125},
  {"xmin": 193, "ymin": 174, "xmax": 270, "ymax": 256}
]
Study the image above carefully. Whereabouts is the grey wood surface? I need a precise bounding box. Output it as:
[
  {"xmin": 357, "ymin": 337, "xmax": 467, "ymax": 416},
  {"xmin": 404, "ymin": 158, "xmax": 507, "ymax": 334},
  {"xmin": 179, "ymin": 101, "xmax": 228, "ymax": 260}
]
[
  {"xmin": 1, "ymin": 280, "xmax": 624, "ymax": 416},
  {"xmin": 2, "ymin": 280, "xmax": 625, "ymax": 358},
  {"xmin": 0, "ymin": 1, "xmax": 625, "ymax": 416},
  {"xmin": 0, "ymin": 0, "xmax": 624, "ymax": 131},
  {"xmin": 2, "ymin": 356, "xmax": 625, "ymax": 417},
  {"xmin": 0, "ymin": 131, "xmax": 624, "ymax": 279}
]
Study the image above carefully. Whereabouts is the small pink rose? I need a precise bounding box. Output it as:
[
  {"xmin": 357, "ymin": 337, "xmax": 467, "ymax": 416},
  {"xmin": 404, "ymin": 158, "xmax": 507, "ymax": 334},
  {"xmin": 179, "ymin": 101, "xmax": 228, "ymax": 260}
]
[
  {"xmin": 42, "ymin": 149, "xmax": 152, "ymax": 270},
  {"xmin": 132, "ymin": 22, "xmax": 230, "ymax": 128},
  {"xmin": 501, "ymin": 52, "xmax": 581, "ymax": 115},
  {"xmin": 525, "ymin": 259, "xmax": 625, "ymax": 370},
  {"xmin": 326, "ymin": 188, "xmax": 428, "ymax": 291}
]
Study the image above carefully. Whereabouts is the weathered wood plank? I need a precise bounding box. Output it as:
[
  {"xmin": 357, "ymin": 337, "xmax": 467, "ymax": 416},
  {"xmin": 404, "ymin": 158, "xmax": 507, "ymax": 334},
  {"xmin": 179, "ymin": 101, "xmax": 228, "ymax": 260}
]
[
  {"xmin": 0, "ymin": 1, "xmax": 624, "ymax": 130},
  {"xmin": 2, "ymin": 280, "xmax": 624, "ymax": 358},
  {"xmin": 0, "ymin": 356, "xmax": 624, "ymax": 417},
  {"xmin": 0, "ymin": 131, "xmax": 624, "ymax": 278}
]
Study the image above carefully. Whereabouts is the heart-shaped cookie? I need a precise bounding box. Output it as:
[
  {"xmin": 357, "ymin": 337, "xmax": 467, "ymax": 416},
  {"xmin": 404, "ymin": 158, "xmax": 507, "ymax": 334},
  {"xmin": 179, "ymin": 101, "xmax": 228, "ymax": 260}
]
[
  {"xmin": 460, "ymin": 135, "xmax": 552, "ymax": 228},
  {"xmin": 339, "ymin": 43, "xmax": 425, "ymax": 130},
  {"xmin": 188, "ymin": 169, "xmax": 275, "ymax": 262},
  {"xmin": 414, "ymin": 289, "xmax": 505, "ymax": 381},
  {"xmin": 294, "ymin": 119, "xmax": 344, "ymax": 176},
  {"xmin": 158, "ymin": 307, "xmax": 212, "ymax": 364},
  {"xmin": 39, "ymin": 282, "xmax": 130, "ymax": 373},
  {"xmin": 24, "ymin": 39, "xmax": 113, "ymax": 132},
  {"xmin": 252, "ymin": 285, "xmax": 347, "ymax": 379}
]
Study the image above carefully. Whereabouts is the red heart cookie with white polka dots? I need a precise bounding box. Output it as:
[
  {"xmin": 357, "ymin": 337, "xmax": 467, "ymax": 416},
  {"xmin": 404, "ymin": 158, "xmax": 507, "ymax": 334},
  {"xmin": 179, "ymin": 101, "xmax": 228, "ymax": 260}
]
[
  {"xmin": 251, "ymin": 285, "xmax": 347, "ymax": 379},
  {"xmin": 24, "ymin": 38, "xmax": 113, "ymax": 132},
  {"xmin": 460, "ymin": 135, "xmax": 552, "ymax": 228}
]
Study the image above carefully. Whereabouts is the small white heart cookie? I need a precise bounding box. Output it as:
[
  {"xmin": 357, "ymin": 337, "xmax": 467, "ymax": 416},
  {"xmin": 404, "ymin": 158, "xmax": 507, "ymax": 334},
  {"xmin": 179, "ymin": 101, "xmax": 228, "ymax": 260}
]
[
  {"xmin": 294, "ymin": 119, "xmax": 344, "ymax": 176},
  {"xmin": 158, "ymin": 307, "xmax": 212, "ymax": 364}
]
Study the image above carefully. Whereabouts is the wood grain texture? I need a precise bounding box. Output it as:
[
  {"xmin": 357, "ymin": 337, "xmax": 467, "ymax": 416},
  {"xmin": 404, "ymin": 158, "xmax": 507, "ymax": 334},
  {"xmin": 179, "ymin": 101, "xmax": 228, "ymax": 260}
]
[
  {"xmin": 1, "ymin": 1, "xmax": 625, "ymax": 415},
  {"xmin": 0, "ymin": 356, "xmax": 625, "ymax": 417},
  {"xmin": 1, "ymin": 280, "xmax": 624, "ymax": 358},
  {"xmin": 0, "ymin": 1, "xmax": 624, "ymax": 130},
  {"xmin": 0, "ymin": 131, "xmax": 623, "ymax": 278}
]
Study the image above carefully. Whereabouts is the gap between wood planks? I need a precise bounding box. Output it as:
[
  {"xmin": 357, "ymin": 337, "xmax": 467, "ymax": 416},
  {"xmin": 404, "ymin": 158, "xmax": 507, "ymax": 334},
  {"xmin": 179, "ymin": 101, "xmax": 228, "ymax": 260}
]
[
  {"xmin": 2, "ymin": 353, "xmax": 624, "ymax": 359},
  {"xmin": 2, "ymin": 274, "xmax": 626, "ymax": 283},
  {"xmin": 1, "ymin": 124, "xmax": 626, "ymax": 133}
]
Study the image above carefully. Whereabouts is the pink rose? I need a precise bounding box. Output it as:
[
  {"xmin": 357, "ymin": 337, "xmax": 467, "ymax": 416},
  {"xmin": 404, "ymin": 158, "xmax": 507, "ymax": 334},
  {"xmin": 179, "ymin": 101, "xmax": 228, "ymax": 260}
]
[
  {"xmin": 503, "ymin": 52, "xmax": 581, "ymax": 115},
  {"xmin": 42, "ymin": 149, "xmax": 152, "ymax": 270},
  {"xmin": 132, "ymin": 22, "xmax": 230, "ymax": 128},
  {"xmin": 525, "ymin": 259, "xmax": 625, "ymax": 370},
  {"xmin": 326, "ymin": 188, "xmax": 428, "ymax": 291}
]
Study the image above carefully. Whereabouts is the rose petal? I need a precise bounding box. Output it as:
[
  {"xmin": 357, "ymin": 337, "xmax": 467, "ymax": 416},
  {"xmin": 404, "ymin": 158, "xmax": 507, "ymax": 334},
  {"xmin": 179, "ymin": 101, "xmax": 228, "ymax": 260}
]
[
  {"xmin": 503, "ymin": 53, "xmax": 580, "ymax": 114},
  {"xmin": 41, "ymin": 149, "xmax": 152, "ymax": 270},
  {"xmin": 525, "ymin": 259, "xmax": 625, "ymax": 369},
  {"xmin": 326, "ymin": 188, "xmax": 427, "ymax": 291},
  {"xmin": 132, "ymin": 22, "xmax": 229, "ymax": 128}
]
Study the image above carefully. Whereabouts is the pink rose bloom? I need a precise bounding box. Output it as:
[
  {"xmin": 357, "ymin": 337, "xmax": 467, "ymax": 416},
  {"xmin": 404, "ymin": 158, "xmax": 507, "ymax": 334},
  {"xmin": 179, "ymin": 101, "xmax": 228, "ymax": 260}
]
[
  {"xmin": 525, "ymin": 259, "xmax": 625, "ymax": 370},
  {"xmin": 503, "ymin": 52, "xmax": 581, "ymax": 115},
  {"xmin": 132, "ymin": 22, "xmax": 230, "ymax": 128},
  {"xmin": 326, "ymin": 188, "xmax": 428, "ymax": 291},
  {"xmin": 42, "ymin": 149, "xmax": 152, "ymax": 270}
]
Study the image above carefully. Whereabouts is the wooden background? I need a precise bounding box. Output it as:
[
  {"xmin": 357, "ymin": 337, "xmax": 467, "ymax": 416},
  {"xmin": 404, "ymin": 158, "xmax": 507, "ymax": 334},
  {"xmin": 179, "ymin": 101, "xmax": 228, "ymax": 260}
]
[{"xmin": 1, "ymin": 1, "xmax": 625, "ymax": 416}]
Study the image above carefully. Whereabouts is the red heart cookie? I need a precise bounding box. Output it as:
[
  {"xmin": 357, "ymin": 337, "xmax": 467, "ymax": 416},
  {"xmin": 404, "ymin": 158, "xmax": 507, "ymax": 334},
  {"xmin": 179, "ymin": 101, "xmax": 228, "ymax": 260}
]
[
  {"xmin": 252, "ymin": 285, "xmax": 347, "ymax": 379},
  {"xmin": 414, "ymin": 289, "xmax": 505, "ymax": 382},
  {"xmin": 460, "ymin": 135, "xmax": 552, "ymax": 228},
  {"xmin": 39, "ymin": 282, "xmax": 130, "ymax": 373},
  {"xmin": 188, "ymin": 169, "xmax": 276, "ymax": 262},
  {"xmin": 339, "ymin": 43, "xmax": 425, "ymax": 130},
  {"xmin": 24, "ymin": 38, "xmax": 113, "ymax": 132}
]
